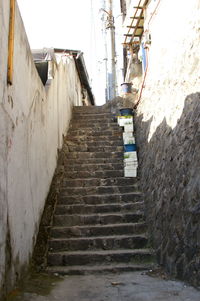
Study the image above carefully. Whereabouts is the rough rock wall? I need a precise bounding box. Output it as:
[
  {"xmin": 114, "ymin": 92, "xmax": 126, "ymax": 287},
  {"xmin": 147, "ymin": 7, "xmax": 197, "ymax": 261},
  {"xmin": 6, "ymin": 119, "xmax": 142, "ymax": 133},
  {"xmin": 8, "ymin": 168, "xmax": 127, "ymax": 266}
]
[{"xmin": 134, "ymin": 0, "xmax": 200, "ymax": 285}]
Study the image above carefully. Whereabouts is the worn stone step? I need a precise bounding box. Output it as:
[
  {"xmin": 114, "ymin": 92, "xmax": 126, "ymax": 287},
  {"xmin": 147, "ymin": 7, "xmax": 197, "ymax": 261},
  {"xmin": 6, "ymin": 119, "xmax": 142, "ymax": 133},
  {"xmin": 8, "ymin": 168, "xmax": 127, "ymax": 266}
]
[
  {"xmin": 55, "ymin": 202, "xmax": 144, "ymax": 215},
  {"xmin": 60, "ymin": 185, "xmax": 138, "ymax": 196},
  {"xmin": 46, "ymin": 263, "xmax": 154, "ymax": 275},
  {"xmin": 50, "ymin": 222, "xmax": 147, "ymax": 239},
  {"xmin": 47, "ymin": 249, "xmax": 154, "ymax": 266},
  {"xmin": 73, "ymin": 106, "xmax": 111, "ymax": 114},
  {"xmin": 65, "ymin": 151, "xmax": 123, "ymax": 160},
  {"xmin": 65, "ymin": 135, "xmax": 122, "ymax": 142},
  {"xmin": 63, "ymin": 163, "xmax": 123, "ymax": 172},
  {"xmin": 71, "ymin": 119, "xmax": 116, "ymax": 124},
  {"xmin": 63, "ymin": 170, "xmax": 124, "ymax": 179},
  {"xmin": 67, "ymin": 129, "xmax": 122, "ymax": 137},
  {"xmin": 72, "ymin": 113, "xmax": 113, "ymax": 119},
  {"xmin": 53, "ymin": 212, "xmax": 143, "ymax": 227},
  {"xmin": 48, "ymin": 234, "xmax": 148, "ymax": 252},
  {"xmin": 62, "ymin": 177, "xmax": 137, "ymax": 188},
  {"xmin": 58, "ymin": 192, "xmax": 142, "ymax": 205},
  {"xmin": 64, "ymin": 158, "xmax": 123, "ymax": 165},
  {"xmin": 70, "ymin": 119, "xmax": 119, "ymax": 128},
  {"xmin": 65, "ymin": 145, "xmax": 124, "ymax": 153},
  {"xmin": 65, "ymin": 140, "xmax": 123, "ymax": 147}
]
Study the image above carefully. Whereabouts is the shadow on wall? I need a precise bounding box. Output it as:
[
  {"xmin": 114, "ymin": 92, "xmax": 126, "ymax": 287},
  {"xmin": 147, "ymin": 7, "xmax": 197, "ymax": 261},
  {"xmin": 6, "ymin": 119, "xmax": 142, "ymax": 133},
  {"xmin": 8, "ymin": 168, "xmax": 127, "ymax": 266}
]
[{"xmin": 135, "ymin": 92, "xmax": 200, "ymax": 286}]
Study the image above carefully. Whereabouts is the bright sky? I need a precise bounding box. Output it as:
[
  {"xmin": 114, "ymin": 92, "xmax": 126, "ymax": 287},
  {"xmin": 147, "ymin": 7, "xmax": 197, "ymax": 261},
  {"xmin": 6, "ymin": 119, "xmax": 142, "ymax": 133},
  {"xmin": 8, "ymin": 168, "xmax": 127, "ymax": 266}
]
[{"xmin": 17, "ymin": 0, "xmax": 106, "ymax": 105}]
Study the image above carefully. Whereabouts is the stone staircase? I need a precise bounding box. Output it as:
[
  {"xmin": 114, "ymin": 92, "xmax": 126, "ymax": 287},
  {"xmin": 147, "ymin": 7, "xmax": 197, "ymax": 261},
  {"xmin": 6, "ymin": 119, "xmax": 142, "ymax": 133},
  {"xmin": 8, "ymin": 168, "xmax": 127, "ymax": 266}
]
[{"xmin": 46, "ymin": 106, "xmax": 154, "ymax": 275}]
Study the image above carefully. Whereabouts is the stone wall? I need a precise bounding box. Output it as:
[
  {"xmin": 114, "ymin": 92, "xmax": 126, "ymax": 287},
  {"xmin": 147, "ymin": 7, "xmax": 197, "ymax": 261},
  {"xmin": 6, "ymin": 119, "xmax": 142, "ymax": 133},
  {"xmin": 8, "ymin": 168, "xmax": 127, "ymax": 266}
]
[
  {"xmin": 134, "ymin": 0, "xmax": 200, "ymax": 285},
  {"xmin": 0, "ymin": 1, "xmax": 83, "ymax": 297}
]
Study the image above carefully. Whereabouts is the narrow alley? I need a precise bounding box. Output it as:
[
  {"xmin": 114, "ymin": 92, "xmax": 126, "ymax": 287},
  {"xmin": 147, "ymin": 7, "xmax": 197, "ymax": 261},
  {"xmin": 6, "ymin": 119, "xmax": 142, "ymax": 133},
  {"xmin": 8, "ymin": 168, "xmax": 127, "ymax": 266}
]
[
  {"xmin": 5, "ymin": 106, "xmax": 200, "ymax": 301},
  {"xmin": 1, "ymin": 0, "xmax": 200, "ymax": 300}
]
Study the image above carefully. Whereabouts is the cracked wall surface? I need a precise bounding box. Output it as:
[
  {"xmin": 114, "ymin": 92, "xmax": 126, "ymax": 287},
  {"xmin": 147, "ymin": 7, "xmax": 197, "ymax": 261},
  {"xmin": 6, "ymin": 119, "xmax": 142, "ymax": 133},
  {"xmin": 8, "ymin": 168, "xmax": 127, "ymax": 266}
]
[{"xmin": 0, "ymin": 1, "xmax": 83, "ymax": 297}]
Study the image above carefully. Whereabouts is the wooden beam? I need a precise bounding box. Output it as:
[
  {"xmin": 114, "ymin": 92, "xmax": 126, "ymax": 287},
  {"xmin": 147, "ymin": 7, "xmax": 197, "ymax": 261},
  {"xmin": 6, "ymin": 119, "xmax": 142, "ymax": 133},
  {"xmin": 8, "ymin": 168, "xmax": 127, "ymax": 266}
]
[
  {"xmin": 7, "ymin": 0, "xmax": 15, "ymax": 85},
  {"xmin": 124, "ymin": 34, "xmax": 141, "ymax": 37},
  {"xmin": 130, "ymin": 16, "xmax": 144, "ymax": 19},
  {"xmin": 134, "ymin": 6, "xmax": 144, "ymax": 9},
  {"xmin": 127, "ymin": 26, "xmax": 143, "ymax": 29}
]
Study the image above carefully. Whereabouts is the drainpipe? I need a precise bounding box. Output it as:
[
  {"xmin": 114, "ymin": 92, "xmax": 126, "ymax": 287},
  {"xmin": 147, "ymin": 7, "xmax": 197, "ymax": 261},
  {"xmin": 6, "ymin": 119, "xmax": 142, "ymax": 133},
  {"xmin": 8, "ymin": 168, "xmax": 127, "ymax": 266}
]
[{"xmin": 134, "ymin": 46, "xmax": 149, "ymax": 109}]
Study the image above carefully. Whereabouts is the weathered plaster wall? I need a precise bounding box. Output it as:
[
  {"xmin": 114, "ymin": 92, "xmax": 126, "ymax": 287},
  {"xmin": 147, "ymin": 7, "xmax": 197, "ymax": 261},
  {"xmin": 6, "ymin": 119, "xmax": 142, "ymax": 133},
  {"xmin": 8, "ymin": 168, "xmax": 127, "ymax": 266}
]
[
  {"xmin": 0, "ymin": 1, "xmax": 83, "ymax": 297},
  {"xmin": 134, "ymin": 0, "xmax": 200, "ymax": 285}
]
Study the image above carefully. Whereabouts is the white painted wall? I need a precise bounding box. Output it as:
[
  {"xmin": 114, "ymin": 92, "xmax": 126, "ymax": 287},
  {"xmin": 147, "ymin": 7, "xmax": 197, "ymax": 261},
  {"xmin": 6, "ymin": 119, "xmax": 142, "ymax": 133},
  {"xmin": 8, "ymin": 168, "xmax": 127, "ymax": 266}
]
[
  {"xmin": 137, "ymin": 0, "xmax": 200, "ymax": 137},
  {"xmin": 0, "ymin": 1, "xmax": 83, "ymax": 296}
]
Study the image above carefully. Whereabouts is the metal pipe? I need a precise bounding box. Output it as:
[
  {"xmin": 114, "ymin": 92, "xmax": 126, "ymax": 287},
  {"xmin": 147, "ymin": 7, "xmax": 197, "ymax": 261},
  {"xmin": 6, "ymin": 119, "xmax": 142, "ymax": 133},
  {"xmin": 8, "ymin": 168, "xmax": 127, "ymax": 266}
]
[{"xmin": 106, "ymin": 0, "xmax": 116, "ymax": 100}]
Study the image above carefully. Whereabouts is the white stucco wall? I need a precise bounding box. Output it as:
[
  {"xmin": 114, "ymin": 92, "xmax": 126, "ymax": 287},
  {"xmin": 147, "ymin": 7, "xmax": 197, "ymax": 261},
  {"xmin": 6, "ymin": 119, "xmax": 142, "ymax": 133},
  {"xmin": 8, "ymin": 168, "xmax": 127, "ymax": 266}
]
[
  {"xmin": 0, "ymin": 1, "xmax": 83, "ymax": 296},
  {"xmin": 137, "ymin": 0, "xmax": 200, "ymax": 138}
]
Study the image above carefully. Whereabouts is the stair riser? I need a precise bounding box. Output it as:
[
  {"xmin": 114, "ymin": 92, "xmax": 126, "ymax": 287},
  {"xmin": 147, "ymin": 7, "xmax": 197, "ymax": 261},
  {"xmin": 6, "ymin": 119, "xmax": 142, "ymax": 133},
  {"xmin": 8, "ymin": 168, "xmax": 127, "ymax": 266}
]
[
  {"xmin": 63, "ymin": 170, "xmax": 124, "ymax": 179},
  {"xmin": 70, "ymin": 123, "xmax": 118, "ymax": 129},
  {"xmin": 73, "ymin": 109, "xmax": 111, "ymax": 113},
  {"xmin": 55, "ymin": 202, "xmax": 144, "ymax": 215},
  {"xmin": 65, "ymin": 146, "xmax": 124, "ymax": 153},
  {"xmin": 67, "ymin": 130, "xmax": 122, "ymax": 137},
  {"xmin": 47, "ymin": 252, "xmax": 153, "ymax": 266},
  {"xmin": 64, "ymin": 158, "xmax": 123, "ymax": 165},
  {"xmin": 46, "ymin": 265, "xmax": 152, "ymax": 276},
  {"xmin": 66, "ymin": 141, "xmax": 123, "ymax": 147},
  {"xmin": 66, "ymin": 135, "xmax": 122, "ymax": 142},
  {"xmin": 60, "ymin": 185, "xmax": 137, "ymax": 196},
  {"xmin": 62, "ymin": 177, "xmax": 137, "ymax": 187},
  {"xmin": 49, "ymin": 236, "xmax": 148, "ymax": 252},
  {"xmin": 63, "ymin": 163, "xmax": 123, "ymax": 172},
  {"xmin": 72, "ymin": 114, "xmax": 113, "ymax": 120},
  {"xmin": 50, "ymin": 223, "xmax": 147, "ymax": 238},
  {"xmin": 58, "ymin": 193, "xmax": 142, "ymax": 205},
  {"xmin": 53, "ymin": 213, "xmax": 143, "ymax": 227},
  {"xmin": 65, "ymin": 152, "xmax": 123, "ymax": 160}
]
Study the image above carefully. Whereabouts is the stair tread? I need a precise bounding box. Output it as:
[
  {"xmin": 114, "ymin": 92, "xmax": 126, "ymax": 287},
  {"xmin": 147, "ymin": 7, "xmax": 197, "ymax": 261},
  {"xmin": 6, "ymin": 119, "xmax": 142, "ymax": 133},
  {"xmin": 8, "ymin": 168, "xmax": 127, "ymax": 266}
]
[
  {"xmin": 48, "ymin": 248, "xmax": 152, "ymax": 255},
  {"xmin": 51, "ymin": 221, "xmax": 146, "ymax": 230},
  {"xmin": 60, "ymin": 191, "xmax": 141, "ymax": 197},
  {"xmin": 49, "ymin": 234, "xmax": 147, "ymax": 242},
  {"xmin": 56, "ymin": 201, "xmax": 144, "ymax": 207},
  {"xmin": 46, "ymin": 263, "xmax": 153, "ymax": 273},
  {"xmin": 54, "ymin": 212, "xmax": 143, "ymax": 217}
]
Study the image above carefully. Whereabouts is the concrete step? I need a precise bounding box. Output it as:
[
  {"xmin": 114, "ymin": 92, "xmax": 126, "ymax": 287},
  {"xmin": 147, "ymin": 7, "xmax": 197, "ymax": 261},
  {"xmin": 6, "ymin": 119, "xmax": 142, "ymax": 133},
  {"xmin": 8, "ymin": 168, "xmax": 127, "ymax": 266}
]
[
  {"xmin": 55, "ymin": 201, "xmax": 144, "ymax": 215},
  {"xmin": 63, "ymin": 163, "xmax": 123, "ymax": 172},
  {"xmin": 63, "ymin": 170, "xmax": 124, "ymax": 179},
  {"xmin": 65, "ymin": 145, "xmax": 124, "ymax": 153},
  {"xmin": 50, "ymin": 222, "xmax": 147, "ymax": 238},
  {"xmin": 48, "ymin": 234, "xmax": 148, "ymax": 252},
  {"xmin": 61, "ymin": 177, "xmax": 138, "ymax": 188},
  {"xmin": 47, "ymin": 249, "xmax": 154, "ymax": 266},
  {"xmin": 65, "ymin": 151, "xmax": 123, "ymax": 160},
  {"xmin": 46, "ymin": 263, "xmax": 154, "ymax": 275},
  {"xmin": 58, "ymin": 192, "xmax": 142, "ymax": 205},
  {"xmin": 53, "ymin": 212, "xmax": 144, "ymax": 227}
]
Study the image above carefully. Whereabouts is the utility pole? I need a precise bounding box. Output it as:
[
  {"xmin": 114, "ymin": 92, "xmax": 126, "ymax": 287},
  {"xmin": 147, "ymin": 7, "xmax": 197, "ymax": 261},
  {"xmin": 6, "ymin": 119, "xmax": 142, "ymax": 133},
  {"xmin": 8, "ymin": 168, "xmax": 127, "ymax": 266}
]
[{"xmin": 106, "ymin": 0, "xmax": 117, "ymax": 101}]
